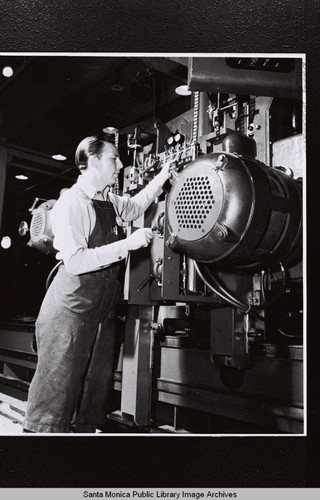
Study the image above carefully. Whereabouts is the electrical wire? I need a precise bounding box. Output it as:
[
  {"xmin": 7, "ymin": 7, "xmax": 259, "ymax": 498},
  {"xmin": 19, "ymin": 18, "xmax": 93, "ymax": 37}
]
[
  {"xmin": 45, "ymin": 260, "xmax": 62, "ymax": 290},
  {"xmin": 277, "ymin": 328, "xmax": 302, "ymax": 339},
  {"xmin": 257, "ymin": 262, "xmax": 287, "ymax": 310},
  {"xmin": 192, "ymin": 260, "xmax": 250, "ymax": 312},
  {"xmin": 260, "ymin": 269, "xmax": 266, "ymax": 306},
  {"xmin": 202, "ymin": 262, "xmax": 249, "ymax": 311},
  {"xmin": 192, "ymin": 259, "xmax": 291, "ymax": 325}
]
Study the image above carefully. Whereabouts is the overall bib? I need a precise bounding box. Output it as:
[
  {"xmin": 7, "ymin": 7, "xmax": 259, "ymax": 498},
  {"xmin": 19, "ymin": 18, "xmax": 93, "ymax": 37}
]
[{"xmin": 24, "ymin": 199, "xmax": 124, "ymax": 433}]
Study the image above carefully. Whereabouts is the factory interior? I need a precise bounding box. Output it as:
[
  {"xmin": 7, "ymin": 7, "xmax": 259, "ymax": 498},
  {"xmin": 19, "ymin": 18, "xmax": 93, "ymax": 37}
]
[{"xmin": 0, "ymin": 55, "xmax": 304, "ymax": 435}]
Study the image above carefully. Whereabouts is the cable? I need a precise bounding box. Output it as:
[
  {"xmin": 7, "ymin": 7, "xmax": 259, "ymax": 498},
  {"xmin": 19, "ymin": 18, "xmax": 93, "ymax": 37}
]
[
  {"xmin": 192, "ymin": 260, "xmax": 289, "ymax": 324},
  {"xmin": 45, "ymin": 260, "xmax": 62, "ymax": 290},
  {"xmin": 260, "ymin": 269, "xmax": 266, "ymax": 306},
  {"xmin": 277, "ymin": 328, "xmax": 302, "ymax": 339},
  {"xmin": 192, "ymin": 260, "xmax": 249, "ymax": 312},
  {"xmin": 259, "ymin": 262, "xmax": 287, "ymax": 310},
  {"xmin": 192, "ymin": 260, "xmax": 237, "ymax": 306},
  {"xmin": 193, "ymin": 262, "xmax": 269, "ymax": 321},
  {"xmin": 201, "ymin": 263, "xmax": 250, "ymax": 310}
]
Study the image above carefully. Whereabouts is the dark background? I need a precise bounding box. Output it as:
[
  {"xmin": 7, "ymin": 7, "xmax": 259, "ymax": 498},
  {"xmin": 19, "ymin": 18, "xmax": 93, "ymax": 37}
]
[{"xmin": 0, "ymin": 0, "xmax": 319, "ymax": 488}]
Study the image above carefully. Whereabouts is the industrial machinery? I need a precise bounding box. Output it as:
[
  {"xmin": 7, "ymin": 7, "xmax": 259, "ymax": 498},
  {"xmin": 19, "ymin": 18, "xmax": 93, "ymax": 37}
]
[
  {"xmin": 8, "ymin": 57, "xmax": 304, "ymax": 434},
  {"xmin": 116, "ymin": 60, "xmax": 304, "ymax": 434}
]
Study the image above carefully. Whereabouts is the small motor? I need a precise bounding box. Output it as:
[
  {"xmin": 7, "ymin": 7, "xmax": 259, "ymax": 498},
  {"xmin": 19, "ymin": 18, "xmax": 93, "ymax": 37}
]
[{"xmin": 19, "ymin": 198, "xmax": 57, "ymax": 254}]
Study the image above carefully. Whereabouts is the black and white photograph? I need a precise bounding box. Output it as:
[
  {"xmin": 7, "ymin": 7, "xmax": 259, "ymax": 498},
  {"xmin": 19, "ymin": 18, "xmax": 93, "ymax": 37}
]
[
  {"xmin": 0, "ymin": 54, "xmax": 305, "ymax": 437},
  {"xmin": 0, "ymin": 0, "xmax": 318, "ymax": 491}
]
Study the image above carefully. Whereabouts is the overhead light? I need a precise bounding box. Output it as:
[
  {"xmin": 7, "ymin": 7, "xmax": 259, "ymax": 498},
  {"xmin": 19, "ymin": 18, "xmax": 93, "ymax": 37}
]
[
  {"xmin": 103, "ymin": 126, "xmax": 118, "ymax": 134},
  {"xmin": 175, "ymin": 85, "xmax": 192, "ymax": 96},
  {"xmin": 15, "ymin": 174, "xmax": 29, "ymax": 181},
  {"xmin": 2, "ymin": 66, "xmax": 13, "ymax": 78},
  {"xmin": 102, "ymin": 127, "xmax": 119, "ymax": 146},
  {"xmin": 18, "ymin": 221, "xmax": 29, "ymax": 237},
  {"xmin": 110, "ymin": 83, "xmax": 124, "ymax": 92},
  {"xmin": 1, "ymin": 236, "xmax": 12, "ymax": 249},
  {"xmin": 52, "ymin": 154, "xmax": 67, "ymax": 161}
]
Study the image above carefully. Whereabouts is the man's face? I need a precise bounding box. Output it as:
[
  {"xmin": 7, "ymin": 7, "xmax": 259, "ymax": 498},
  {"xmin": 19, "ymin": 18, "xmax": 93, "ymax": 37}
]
[{"xmin": 94, "ymin": 142, "xmax": 123, "ymax": 189}]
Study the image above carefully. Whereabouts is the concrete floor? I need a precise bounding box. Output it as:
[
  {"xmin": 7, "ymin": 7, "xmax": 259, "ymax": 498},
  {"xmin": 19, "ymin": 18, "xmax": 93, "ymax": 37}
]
[
  {"xmin": 0, "ymin": 385, "xmax": 27, "ymax": 435},
  {"xmin": 0, "ymin": 383, "xmax": 106, "ymax": 435}
]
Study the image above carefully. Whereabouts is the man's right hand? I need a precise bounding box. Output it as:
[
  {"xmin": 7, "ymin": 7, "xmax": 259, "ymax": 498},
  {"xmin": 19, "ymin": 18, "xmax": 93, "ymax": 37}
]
[{"xmin": 126, "ymin": 228, "xmax": 153, "ymax": 251}]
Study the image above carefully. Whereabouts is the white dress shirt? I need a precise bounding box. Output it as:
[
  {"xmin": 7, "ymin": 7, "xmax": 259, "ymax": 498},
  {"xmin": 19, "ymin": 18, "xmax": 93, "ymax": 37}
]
[{"xmin": 51, "ymin": 172, "xmax": 165, "ymax": 275}]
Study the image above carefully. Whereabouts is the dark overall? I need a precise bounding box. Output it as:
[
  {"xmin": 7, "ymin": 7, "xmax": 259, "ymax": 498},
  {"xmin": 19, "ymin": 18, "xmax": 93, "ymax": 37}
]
[{"xmin": 24, "ymin": 199, "xmax": 124, "ymax": 433}]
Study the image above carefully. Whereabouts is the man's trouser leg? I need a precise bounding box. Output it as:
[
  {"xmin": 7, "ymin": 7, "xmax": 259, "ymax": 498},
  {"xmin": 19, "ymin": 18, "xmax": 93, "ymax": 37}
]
[{"xmin": 23, "ymin": 284, "xmax": 99, "ymax": 433}]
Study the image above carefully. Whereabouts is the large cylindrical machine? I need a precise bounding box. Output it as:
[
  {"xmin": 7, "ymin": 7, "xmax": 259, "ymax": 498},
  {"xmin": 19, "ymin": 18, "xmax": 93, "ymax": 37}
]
[{"xmin": 166, "ymin": 151, "xmax": 302, "ymax": 271}]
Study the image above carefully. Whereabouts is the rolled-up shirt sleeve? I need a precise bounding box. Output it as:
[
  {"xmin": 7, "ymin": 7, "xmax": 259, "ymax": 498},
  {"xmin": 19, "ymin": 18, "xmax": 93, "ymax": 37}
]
[
  {"xmin": 51, "ymin": 191, "xmax": 129, "ymax": 275},
  {"xmin": 109, "ymin": 171, "xmax": 166, "ymax": 222}
]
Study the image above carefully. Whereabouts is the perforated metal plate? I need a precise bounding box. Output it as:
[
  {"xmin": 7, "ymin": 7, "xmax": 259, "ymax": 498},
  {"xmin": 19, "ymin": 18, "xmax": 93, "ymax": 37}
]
[{"xmin": 168, "ymin": 161, "xmax": 223, "ymax": 241}]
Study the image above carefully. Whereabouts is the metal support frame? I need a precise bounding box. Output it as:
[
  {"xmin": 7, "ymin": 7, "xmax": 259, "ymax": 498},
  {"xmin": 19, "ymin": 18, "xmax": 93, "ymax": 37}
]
[
  {"xmin": 0, "ymin": 146, "xmax": 8, "ymax": 233},
  {"xmin": 120, "ymin": 305, "xmax": 155, "ymax": 426},
  {"xmin": 156, "ymin": 345, "xmax": 303, "ymax": 433}
]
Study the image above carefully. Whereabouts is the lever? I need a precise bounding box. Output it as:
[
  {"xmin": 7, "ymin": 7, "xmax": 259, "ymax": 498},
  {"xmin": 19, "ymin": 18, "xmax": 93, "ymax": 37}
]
[{"xmin": 137, "ymin": 274, "xmax": 154, "ymax": 292}]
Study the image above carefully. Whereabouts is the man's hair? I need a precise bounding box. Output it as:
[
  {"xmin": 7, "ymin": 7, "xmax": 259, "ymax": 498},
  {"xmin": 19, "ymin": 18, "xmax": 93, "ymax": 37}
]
[{"xmin": 75, "ymin": 133, "xmax": 114, "ymax": 171}]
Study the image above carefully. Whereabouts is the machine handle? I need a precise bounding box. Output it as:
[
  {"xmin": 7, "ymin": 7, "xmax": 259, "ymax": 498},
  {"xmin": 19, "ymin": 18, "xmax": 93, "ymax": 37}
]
[{"xmin": 136, "ymin": 274, "xmax": 154, "ymax": 292}]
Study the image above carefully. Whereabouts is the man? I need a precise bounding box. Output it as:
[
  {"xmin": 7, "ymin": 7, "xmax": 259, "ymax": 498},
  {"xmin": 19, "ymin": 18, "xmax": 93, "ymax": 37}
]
[{"xmin": 23, "ymin": 133, "xmax": 175, "ymax": 433}]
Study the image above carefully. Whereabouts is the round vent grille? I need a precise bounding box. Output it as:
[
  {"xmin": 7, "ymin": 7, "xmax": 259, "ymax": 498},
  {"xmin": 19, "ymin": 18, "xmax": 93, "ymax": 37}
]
[
  {"xmin": 167, "ymin": 162, "xmax": 223, "ymax": 241},
  {"xmin": 174, "ymin": 176, "xmax": 215, "ymax": 230},
  {"xmin": 30, "ymin": 210, "xmax": 46, "ymax": 241}
]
